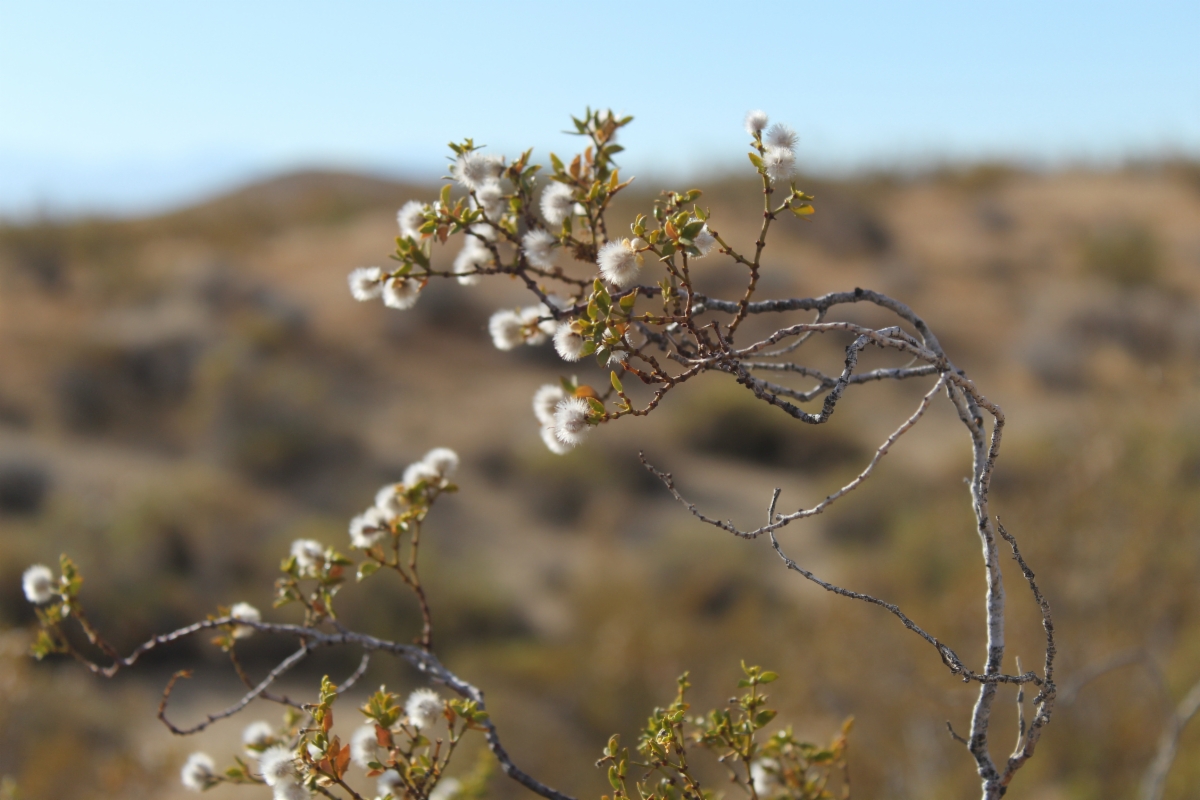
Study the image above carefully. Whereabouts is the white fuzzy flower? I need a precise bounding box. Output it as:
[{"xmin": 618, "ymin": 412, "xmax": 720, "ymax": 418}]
[
  {"xmin": 597, "ymin": 239, "xmax": 642, "ymax": 287},
  {"xmin": 541, "ymin": 425, "xmax": 572, "ymax": 455},
  {"xmin": 453, "ymin": 238, "xmax": 489, "ymax": 286},
  {"xmin": 554, "ymin": 397, "xmax": 592, "ymax": 447},
  {"xmin": 522, "ymin": 229, "xmax": 558, "ymax": 269},
  {"xmin": 488, "ymin": 309, "xmax": 525, "ymax": 351},
  {"xmin": 520, "ymin": 305, "xmax": 554, "ymax": 345},
  {"xmin": 397, "ymin": 201, "xmax": 427, "ymax": 240},
  {"xmin": 692, "ymin": 225, "xmax": 717, "ymax": 258},
  {"xmin": 242, "ymin": 720, "xmax": 275, "ymax": 753},
  {"xmin": 750, "ymin": 758, "xmax": 780, "ymax": 797},
  {"xmin": 259, "ymin": 745, "xmax": 297, "ymax": 787},
  {"xmin": 274, "ymin": 783, "xmax": 311, "ymax": 800},
  {"xmin": 405, "ymin": 687, "xmax": 443, "ymax": 729},
  {"xmin": 290, "ymin": 539, "xmax": 324, "ymax": 573},
  {"xmin": 475, "ymin": 179, "xmax": 506, "ymax": 219},
  {"xmin": 765, "ymin": 123, "xmax": 797, "ymax": 151},
  {"xmin": 382, "ymin": 276, "xmax": 422, "ymax": 310},
  {"xmin": 532, "ymin": 384, "xmax": 567, "ymax": 426},
  {"xmin": 230, "ymin": 602, "xmax": 261, "ymax": 639},
  {"xmin": 377, "ymin": 770, "xmax": 404, "ymax": 799},
  {"xmin": 744, "ymin": 110, "xmax": 769, "ymax": 135},
  {"xmin": 403, "ymin": 459, "xmax": 441, "ymax": 489},
  {"xmin": 350, "ymin": 506, "xmax": 389, "ymax": 549},
  {"xmin": 21, "ymin": 564, "xmax": 56, "ymax": 605},
  {"xmin": 350, "ymin": 723, "xmax": 380, "ymax": 769},
  {"xmin": 763, "ymin": 146, "xmax": 795, "ymax": 183},
  {"xmin": 422, "ymin": 447, "xmax": 459, "ymax": 478},
  {"xmin": 540, "ymin": 182, "xmax": 575, "ymax": 226},
  {"xmin": 181, "ymin": 752, "xmax": 216, "ymax": 792},
  {"xmin": 348, "ymin": 267, "xmax": 383, "ymax": 301},
  {"xmin": 454, "ymin": 151, "xmax": 504, "ymax": 191},
  {"xmin": 553, "ymin": 324, "xmax": 587, "ymax": 362},
  {"xmin": 430, "ymin": 777, "xmax": 462, "ymax": 800},
  {"xmin": 630, "ymin": 237, "xmax": 648, "ymax": 251},
  {"xmin": 374, "ymin": 483, "xmax": 406, "ymax": 518}
]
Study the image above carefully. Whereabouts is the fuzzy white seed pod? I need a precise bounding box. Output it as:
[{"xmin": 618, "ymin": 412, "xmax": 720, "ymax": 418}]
[
  {"xmin": 242, "ymin": 721, "xmax": 275, "ymax": 754},
  {"xmin": 403, "ymin": 460, "xmax": 441, "ymax": 490},
  {"xmin": 22, "ymin": 564, "xmax": 56, "ymax": 605},
  {"xmin": 475, "ymin": 179, "xmax": 506, "ymax": 219},
  {"xmin": 422, "ymin": 447, "xmax": 460, "ymax": 478},
  {"xmin": 382, "ymin": 276, "xmax": 422, "ymax": 310},
  {"xmin": 350, "ymin": 506, "xmax": 389, "ymax": 549},
  {"xmin": 750, "ymin": 758, "xmax": 781, "ymax": 797},
  {"xmin": 397, "ymin": 201, "xmax": 427, "ymax": 240},
  {"xmin": 405, "ymin": 687, "xmax": 444, "ymax": 729},
  {"xmin": 429, "ymin": 777, "xmax": 463, "ymax": 800},
  {"xmin": 630, "ymin": 237, "xmax": 648, "ymax": 251},
  {"xmin": 350, "ymin": 723, "xmax": 380, "ymax": 769},
  {"xmin": 453, "ymin": 151, "xmax": 503, "ymax": 190},
  {"xmin": 180, "ymin": 752, "xmax": 216, "ymax": 792},
  {"xmin": 744, "ymin": 110, "xmax": 769, "ymax": 135},
  {"xmin": 765, "ymin": 123, "xmax": 798, "ymax": 151},
  {"xmin": 378, "ymin": 770, "xmax": 405, "ymax": 799},
  {"xmin": 347, "ymin": 267, "xmax": 383, "ymax": 301},
  {"xmin": 522, "ymin": 229, "xmax": 558, "ymax": 269},
  {"xmin": 374, "ymin": 483, "xmax": 406, "ymax": 518},
  {"xmin": 763, "ymin": 146, "xmax": 795, "ymax": 183},
  {"xmin": 519, "ymin": 305, "xmax": 553, "ymax": 345},
  {"xmin": 453, "ymin": 237, "xmax": 489, "ymax": 286},
  {"xmin": 553, "ymin": 325, "xmax": 586, "ymax": 362},
  {"xmin": 230, "ymin": 602, "xmax": 261, "ymax": 639},
  {"xmin": 536, "ymin": 300, "xmax": 560, "ymax": 338},
  {"xmin": 273, "ymin": 783, "xmax": 311, "ymax": 800},
  {"xmin": 532, "ymin": 384, "xmax": 568, "ymax": 426},
  {"xmin": 540, "ymin": 182, "xmax": 576, "ymax": 226},
  {"xmin": 258, "ymin": 745, "xmax": 297, "ymax": 787},
  {"xmin": 554, "ymin": 397, "xmax": 592, "ymax": 447},
  {"xmin": 597, "ymin": 239, "xmax": 642, "ymax": 287},
  {"xmin": 290, "ymin": 539, "xmax": 324, "ymax": 573},
  {"xmin": 692, "ymin": 225, "xmax": 717, "ymax": 258},
  {"xmin": 488, "ymin": 309, "xmax": 526, "ymax": 351},
  {"xmin": 541, "ymin": 424, "xmax": 573, "ymax": 455}
]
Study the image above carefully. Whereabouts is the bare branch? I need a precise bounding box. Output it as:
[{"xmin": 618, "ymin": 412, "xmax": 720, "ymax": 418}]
[{"xmin": 1141, "ymin": 676, "xmax": 1200, "ymax": 800}]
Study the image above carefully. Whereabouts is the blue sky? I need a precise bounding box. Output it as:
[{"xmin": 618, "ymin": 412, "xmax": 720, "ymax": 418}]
[{"xmin": 2, "ymin": 0, "xmax": 1197, "ymax": 217}]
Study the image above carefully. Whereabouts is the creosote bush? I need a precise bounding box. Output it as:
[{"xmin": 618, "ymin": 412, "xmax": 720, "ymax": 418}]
[{"xmin": 19, "ymin": 109, "xmax": 1060, "ymax": 800}]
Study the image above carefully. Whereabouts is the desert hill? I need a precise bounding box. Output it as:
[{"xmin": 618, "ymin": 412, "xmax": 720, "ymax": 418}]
[{"xmin": 1, "ymin": 163, "xmax": 1199, "ymax": 799}]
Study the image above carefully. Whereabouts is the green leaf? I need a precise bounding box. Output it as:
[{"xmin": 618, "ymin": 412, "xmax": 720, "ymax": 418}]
[
  {"xmin": 759, "ymin": 671, "xmax": 779, "ymax": 683},
  {"xmin": 610, "ymin": 372, "xmax": 624, "ymax": 393},
  {"xmin": 789, "ymin": 204, "xmax": 815, "ymax": 217},
  {"xmin": 549, "ymin": 153, "xmax": 565, "ymax": 173},
  {"xmin": 748, "ymin": 152, "xmax": 764, "ymax": 169},
  {"xmin": 586, "ymin": 397, "xmax": 605, "ymax": 415},
  {"xmin": 755, "ymin": 710, "xmax": 777, "ymax": 727},
  {"xmin": 440, "ymin": 183, "xmax": 452, "ymax": 208},
  {"xmin": 357, "ymin": 562, "xmax": 379, "ymax": 581}
]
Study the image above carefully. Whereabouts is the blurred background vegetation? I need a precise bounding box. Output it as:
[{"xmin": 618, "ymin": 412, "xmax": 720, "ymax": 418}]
[{"xmin": 2, "ymin": 161, "xmax": 1200, "ymax": 799}]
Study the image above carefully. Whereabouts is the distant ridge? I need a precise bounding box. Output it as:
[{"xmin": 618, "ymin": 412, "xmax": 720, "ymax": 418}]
[{"xmin": 142, "ymin": 169, "xmax": 435, "ymax": 236}]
